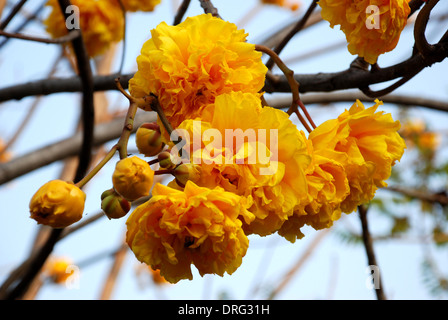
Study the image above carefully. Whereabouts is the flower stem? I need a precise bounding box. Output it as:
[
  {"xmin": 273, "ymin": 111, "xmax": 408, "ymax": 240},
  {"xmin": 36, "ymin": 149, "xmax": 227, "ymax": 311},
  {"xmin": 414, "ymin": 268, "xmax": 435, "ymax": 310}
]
[
  {"xmin": 255, "ymin": 44, "xmax": 314, "ymax": 133},
  {"xmin": 117, "ymin": 101, "xmax": 138, "ymax": 159},
  {"xmin": 75, "ymin": 145, "xmax": 118, "ymax": 188}
]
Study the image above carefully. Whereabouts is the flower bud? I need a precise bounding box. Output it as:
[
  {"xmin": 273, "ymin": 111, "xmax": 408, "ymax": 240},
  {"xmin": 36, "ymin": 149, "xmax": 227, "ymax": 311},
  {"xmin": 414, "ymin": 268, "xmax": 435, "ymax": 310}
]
[
  {"xmin": 45, "ymin": 257, "xmax": 76, "ymax": 284},
  {"xmin": 173, "ymin": 163, "xmax": 201, "ymax": 187},
  {"xmin": 157, "ymin": 151, "xmax": 177, "ymax": 170},
  {"xmin": 101, "ymin": 189, "xmax": 131, "ymax": 219},
  {"xmin": 112, "ymin": 156, "xmax": 154, "ymax": 201},
  {"xmin": 29, "ymin": 180, "xmax": 86, "ymax": 228},
  {"xmin": 135, "ymin": 123, "xmax": 165, "ymax": 157}
]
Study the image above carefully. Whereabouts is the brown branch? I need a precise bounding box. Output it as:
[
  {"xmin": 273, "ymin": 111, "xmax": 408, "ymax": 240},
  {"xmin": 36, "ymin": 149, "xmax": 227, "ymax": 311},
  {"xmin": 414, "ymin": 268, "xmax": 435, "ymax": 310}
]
[
  {"xmin": 358, "ymin": 205, "xmax": 386, "ymax": 300},
  {"xmin": 1, "ymin": 0, "xmax": 96, "ymax": 300},
  {"xmin": 0, "ymin": 29, "xmax": 80, "ymax": 44},
  {"xmin": 2, "ymin": 36, "xmax": 446, "ymax": 103},
  {"xmin": 0, "ymin": 0, "xmax": 45, "ymax": 49},
  {"xmin": 387, "ymin": 186, "xmax": 448, "ymax": 206},
  {"xmin": 173, "ymin": 0, "xmax": 191, "ymax": 25},
  {"xmin": 414, "ymin": 0, "xmax": 439, "ymax": 57},
  {"xmin": 199, "ymin": 0, "xmax": 221, "ymax": 19},
  {"xmin": 0, "ymin": 0, "xmax": 27, "ymax": 30},
  {"xmin": 99, "ymin": 241, "xmax": 128, "ymax": 300},
  {"xmin": 266, "ymin": 92, "xmax": 448, "ymax": 113},
  {"xmin": 268, "ymin": 229, "xmax": 330, "ymax": 299},
  {"xmin": 265, "ymin": 0, "xmax": 318, "ymax": 70},
  {"xmin": 0, "ymin": 112, "xmax": 157, "ymax": 186},
  {"xmin": 256, "ymin": 11, "xmax": 323, "ymax": 50}
]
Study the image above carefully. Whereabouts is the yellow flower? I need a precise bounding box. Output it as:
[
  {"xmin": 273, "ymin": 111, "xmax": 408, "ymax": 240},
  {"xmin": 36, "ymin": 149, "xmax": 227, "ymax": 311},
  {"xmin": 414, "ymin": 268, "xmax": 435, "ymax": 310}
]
[
  {"xmin": 174, "ymin": 92, "xmax": 311, "ymax": 237},
  {"xmin": 126, "ymin": 181, "xmax": 254, "ymax": 283},
  {"xmin": 310, "ymin": 99, "xmax": 406, "ymax": 213},
  {"xmin": 129, "ymin": 14, "xmax": 267, "ymax": 130},
  {"xmin": 44, "ymin": 0, "xmax": 124, "ymax": 57},
  {"xmin": 261, "ymin": 0, "xmax": 300, "ymax": 11},
  {"xmin": 400, "ymin": 119, "xmax": 440, "ymax": 152},
  {"xmin": 44, "ymin": 257, "xmax": 76, "ymax": 284},
  {"xmin": 112, "ymin": 156, "xmax": 154, "ymax": 201},
  {"xmin": 418, "ymin": 131, "xmax": 440, "ymax": 152},
  {"xmin": 318, "ymin": 0, "xmax": 411, "ymax": 64},
  {"xmin": 29, "ymin": 180, "xmax": 86, "ymax": 228},
  {"xmin": 279, "ymin": 151, "xmax": 350, "ymax": 242},
  {"xmin": 119, "ymin": 0, "xmax": 161, "ymax": 12}
]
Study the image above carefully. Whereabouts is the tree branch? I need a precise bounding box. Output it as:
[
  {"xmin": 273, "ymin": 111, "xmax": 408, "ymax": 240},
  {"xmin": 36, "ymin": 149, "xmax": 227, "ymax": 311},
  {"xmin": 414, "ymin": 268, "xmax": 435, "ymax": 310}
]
[
  {"xmin": 265, "ymin": 0, "xmax": 318, "ymax": 70},
  {"xmin": 173, "ymin": 0, "xmax": 191, "ymax": 25},
  {"xmin": 358, "ymin": 205, "xmax": 386, "ymax": 300},
  {"xmin": 0, "ymin": 112, "xmax": 157, "ymax": 186}
]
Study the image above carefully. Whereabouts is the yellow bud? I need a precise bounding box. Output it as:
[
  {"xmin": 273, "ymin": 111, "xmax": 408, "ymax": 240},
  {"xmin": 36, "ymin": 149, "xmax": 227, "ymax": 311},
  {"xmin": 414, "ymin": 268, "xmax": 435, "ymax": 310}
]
[
  {"xmin": 157, "ymin": 151, "xmax": 176, "ymax": 170},
  {"xmin": 173, "ymin": 163, "xmax": 201, "ymax": 187},
  {"xmin": 135, "ymin": 123, "xmax": 165, "ymax": 157},
  {"xmin": 112, "ymin": 156, "xmax": 154, "ymax": 201},
  {"xmin": 101, "ymin": 189, "xmax": 131, "ymax": 219},
  {"xmin": 29, "ymin": 180, "xmax": 86, "ymax": 228}
]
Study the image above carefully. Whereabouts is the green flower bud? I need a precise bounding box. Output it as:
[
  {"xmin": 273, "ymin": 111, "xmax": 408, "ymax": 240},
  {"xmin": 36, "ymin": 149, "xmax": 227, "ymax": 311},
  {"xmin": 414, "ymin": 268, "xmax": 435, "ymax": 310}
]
[
  {"xmin": 101, "ymin": 189, "xmax": 131, "ymax": 220},
  {"xmin": 157, "ymin": 151, "xmax": 177, "ymax": 170},
  {"xmin": 173, "ymin": 163, "xmax": 201, "ymax": 187}
]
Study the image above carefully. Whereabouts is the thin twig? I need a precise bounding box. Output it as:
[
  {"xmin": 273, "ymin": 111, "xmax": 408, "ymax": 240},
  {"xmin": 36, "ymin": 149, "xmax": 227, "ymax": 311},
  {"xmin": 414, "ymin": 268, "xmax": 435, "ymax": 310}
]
[
  {"xmin": 358, "ymin": 205, "xmax": 387, "ymax": 300},
  {"xmin": 255, "ymin": 44, "xmax": 313, "ymax": 132},
  {"xmin": 414, "ymin": 0, "xmax": 439, "ymax": 57},
  {"xmin": 0, "ymin": 112, "xmax": 157, "ymax": 186},
  {"xmin": 265, "ymin": 92, "xmax": 448, "ymax": 113},
  {"xmin": 0, "ymin": 0, "xmax": 27, "ymax": 30},
  {"xmin": 0, "ymin": 0, "xmax": 95, "ymax": 299},
  {"xmin": 199, "ymin": 0, "xmax": 221, "ymax": 19},
  {"xmin": 173, "ymin": 0, "xmax": 191, "ymax": 25},
  {"xmin": 99, "ymin": 241, "xmax": 128, "ymax": 300},
  {"xmin": 268, "ymin": 229, "xmax": 330, "ymax": 299},
  {"xmin": 0, "ymin": 29, "xmax": 80, "ymax": 44},
  {"xmin": 116, "ymin": 0, "xmax": 127, "ymax": 75},
  {"xmin": 0, "ymin": 0, "xmax": 46, "ymax": 49},
  {"xmin": 265, "ymin": 0, "xmax": 318, "ymax": 70}
]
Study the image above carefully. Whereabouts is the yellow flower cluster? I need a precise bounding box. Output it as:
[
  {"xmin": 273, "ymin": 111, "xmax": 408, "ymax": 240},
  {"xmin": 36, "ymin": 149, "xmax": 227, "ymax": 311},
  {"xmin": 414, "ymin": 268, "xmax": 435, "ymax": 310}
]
[
  {"xmin": 122, "ymin": 14, "xmax": 406, "ymax": 282},
  {"xmin": 318, "ymin": 0, "xmax": 411, "ymax": 64},
  {"xmin": 126, "ymin": 181, "xmax": 253, "ymax": 283},
  {"xmin": 279, "ymin": 100, "xmax": 407, "ymax": 241},
  {"xmin": 44, "ymin": 0, "xmax": 124, "ymax": 58},
  {"xmin": 29, "ymin": 12, "xmax": 407, "ymax": 284},
  {"xmin": 400, "ymin": 119, "xmax": 440, "ymax": 153},
  {"xmin": 43, "ymin": 0, "xmax": 162, "ymax": 58},
  {"xmin": 129, "ymin": 14, "xmax": 268, "ymax": 131}
]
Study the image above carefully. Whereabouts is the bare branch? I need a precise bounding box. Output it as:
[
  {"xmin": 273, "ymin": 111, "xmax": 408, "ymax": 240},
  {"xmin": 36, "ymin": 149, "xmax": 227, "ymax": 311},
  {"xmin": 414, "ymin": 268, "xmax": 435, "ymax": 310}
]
[
  {"xmin": 173, "ymin": 0, "xmax": 191, "ymax": 25},
  {"xmin": 265, "ymin": 0, "xmax": 318, "ymax": 70},
  {"xmin": 0, "ymin": 112, "xmax": 157, "ymax": 186},
  {"xmin": 199, "ymin": 0, "xmax": 221, "ymax": 19},
  {"xmin": 266, "ymin": 92, "xmax": 448, "ymax": 113},
  {"xmin": 358, "ymin": 205, "xmax": 387, "ymax": 300}
]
